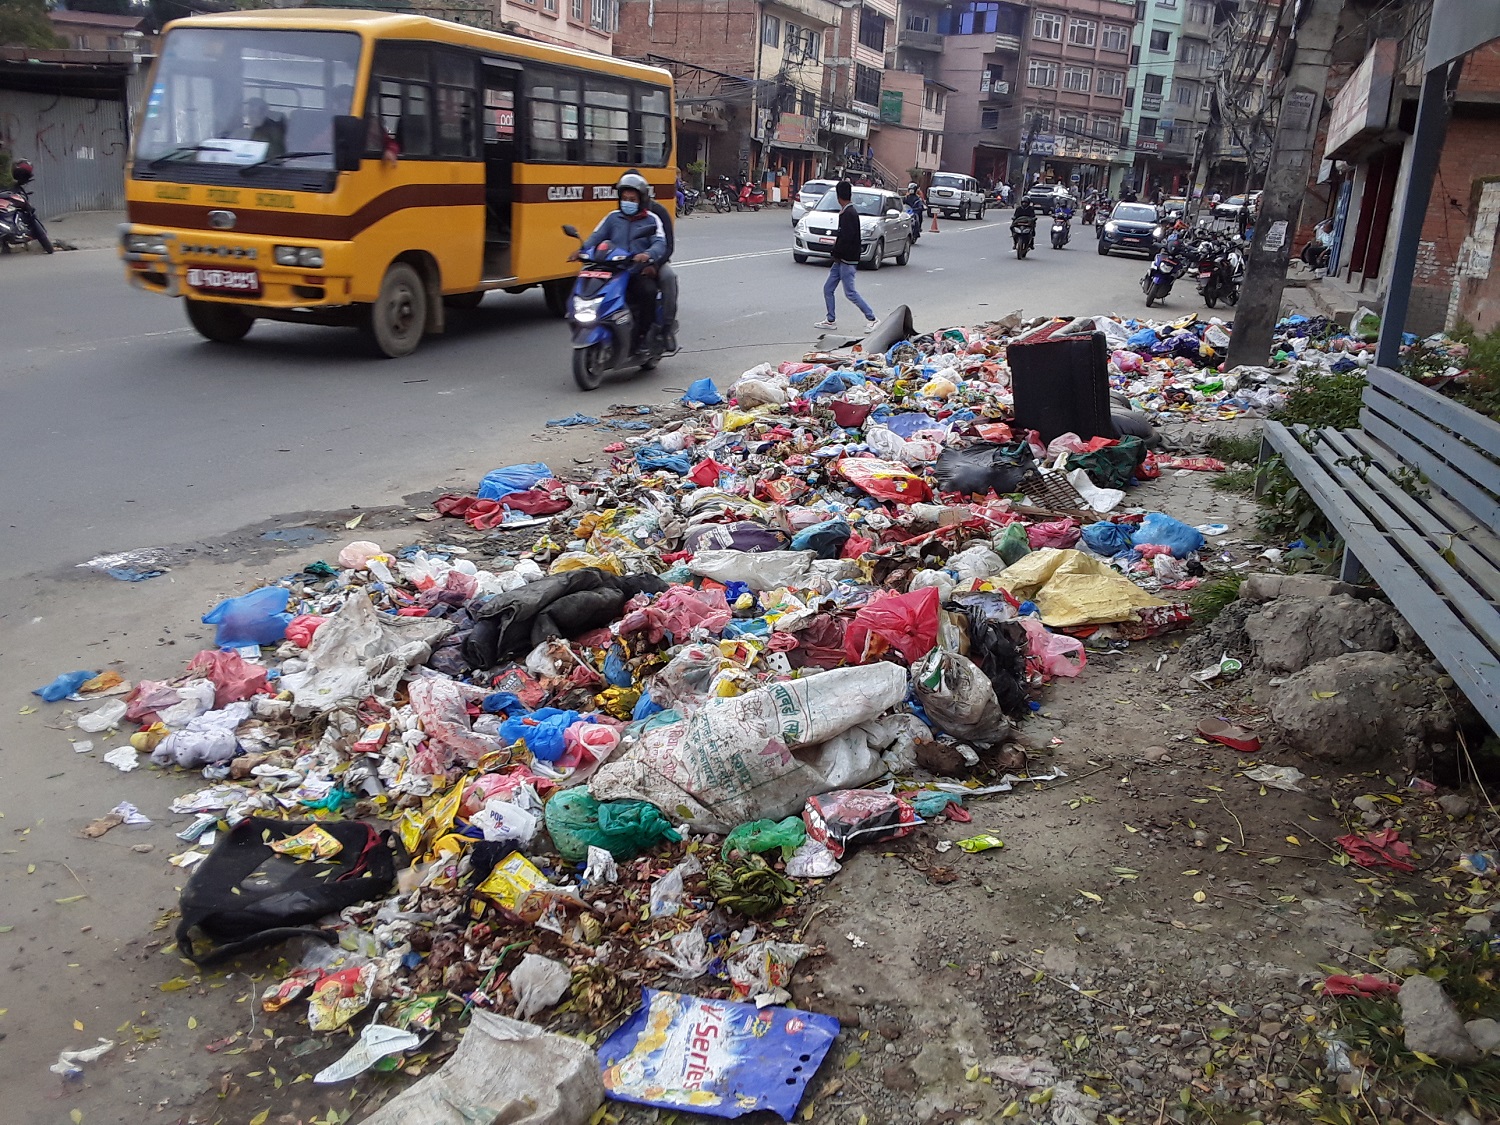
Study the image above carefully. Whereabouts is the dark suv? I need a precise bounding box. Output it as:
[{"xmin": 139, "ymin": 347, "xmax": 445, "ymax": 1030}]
[{"xmin": 1097, "ymin": 201, "xmax": 1161, "ymax": 256}]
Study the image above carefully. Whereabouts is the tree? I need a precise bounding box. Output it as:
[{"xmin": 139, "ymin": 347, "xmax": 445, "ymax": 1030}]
[{"xmin": 0, "ymin": 0, "xmax": 63, "ymax": 48}]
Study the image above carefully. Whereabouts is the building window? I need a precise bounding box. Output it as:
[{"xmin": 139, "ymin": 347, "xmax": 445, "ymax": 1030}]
[
  {"xmin": 1061, "ymin": 66, "xmax": 1092, "ymax": 92},
  {"xmin": 858, "ymin": 8, "xmax": 887, "ymax": 52},
  {"xmin": 981, "ymin": 63, "xmax": 1005, "ymax": 93},
  {"xmin": 1101, "ymin": 23, "xmax": 1129, "ymax": 52},
  {"xmin": 1093, "ymin": 117, "xmax": 1117, "ymax": 141},
  {"xmin": 1096, "ymin": 70, "xmax": 1123, "ymax": 97},
  {"xmin": 1138, "ymin": 115, "xmax": 1157, "ymax": 138},
  {"xmin": 543, "ymin": 0, "xmax": 556, "ymax": 11},
  {"xmin": 981, "ymin": 107, "xmax": 999, "ymax": 129},
  {"xmin": 946, "ymin": 1, "xmax": 1004, "ymax": 35},
  {"xmin": 1187, "ymin": 0, "xmax": 1211, "ymax": 23},
  {"xmin": 854, "ymin": 63, "xmax": 881, "ymax": 106},
  {"xmin": 807, "ymin": 28, "xmax": 820, "ymax": 59},
  {"xmin": 571, "ymin": 0, "xmax": 583, "ymax": 18},
  {"xmin": 1149, "ymin": 29, "xmax": 1170, "ymax": 51},
  {"xmin": 1143, "ymin": 73, "xmax": 1163, "ymax": 95},
  {"xmin": 1178, "ymin": 39, "xmax": 1202, "ymax": 64},
  {"xmin": 905, "ymin": 13, "xmax": 930, "ymax": 32},
  {"xmin": 1032, "ymin": 10, "xmax": 1062, "ymax": 41},
  {"xmin": 1209, "ymin": 48, "xmax": 1226, "ymax": 70},
  {"xmin": 1027, "ymin": 59, "xmax": 1057, "ymax": 88},
  {"xmin": 762, "ymin": 15, "xmax": 780, "ymax": 47},
  {"xmin": 1059, "ymin": 113, "xmax": 1086, "ymax": 137},
  {"xmin": 1176, "ymin": 78, "xmax": 1197, "ymax": 105},
  {"xmin": 589, "ymin": 0, "xmax": 614, "ymax": 30},
  {"xmin": 1156, "ymin": 0, "xmax": 1176, "ymax": 7},
  {"xmin": 1027, "ymin": 107, "xmax": 1052, "ymax": 132},
  {"xmin": 801, "ymin": 89, "xmax": 817, "ymax": 115},
  {"xmin": 1200, "ymin": 84, "xmax": 1213, "ymax": 110},
  {"xmin": 1067, "ymin": 18, "xmax": 1096, "ymax": 47}
]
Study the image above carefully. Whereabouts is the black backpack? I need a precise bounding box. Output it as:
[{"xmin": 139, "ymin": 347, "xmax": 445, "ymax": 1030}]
[{"xmin": 176, "ymin": 818, "xmax": 398, "ymax": 965}]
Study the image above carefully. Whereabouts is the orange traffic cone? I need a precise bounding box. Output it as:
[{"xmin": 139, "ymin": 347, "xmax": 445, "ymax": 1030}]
[{"xmin": 929, "ymin": 211, "xmax": 940, "ymax": 233}]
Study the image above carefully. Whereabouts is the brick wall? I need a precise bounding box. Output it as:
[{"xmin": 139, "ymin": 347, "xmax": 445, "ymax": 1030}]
[
  {"xmin": 614, "ymin": 0, "xmax": 760, "ymax": 76},
  {"xmin": 1412, "ymin": 112, "xmax": 1500, "ymax": 333}
]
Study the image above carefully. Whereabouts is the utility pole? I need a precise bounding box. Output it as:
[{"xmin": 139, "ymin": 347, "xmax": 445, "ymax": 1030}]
[{"xmin": 1225, "ymin": 0, "xmax": 1344, "ymax": 369}]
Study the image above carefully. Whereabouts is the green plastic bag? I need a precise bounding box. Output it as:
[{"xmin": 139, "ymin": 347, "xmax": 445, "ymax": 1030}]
[
  {"xmin": 721, "ymin": 816, "xmax": 806, "ymax": 860},
  {"xmin": 544, "ymin": 788, "xmax": 681, "ymax": 862},
  {"xmin": 1066, "ymin": 435, "xmax": 1146, "ymax": 490},
  {"xmin": 995, "ymin": 522, "xmax": 1032, "ymax": 566}
]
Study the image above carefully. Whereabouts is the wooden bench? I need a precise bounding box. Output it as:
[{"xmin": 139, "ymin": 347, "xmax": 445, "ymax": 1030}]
[{"xmin": 1259, "ymin": 365, "xmax": 1500, "ymax": 733}]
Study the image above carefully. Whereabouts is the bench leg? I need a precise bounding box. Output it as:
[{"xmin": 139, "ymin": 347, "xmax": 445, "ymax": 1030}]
[
  {"xmin": 1255, "ymin": 434, "xmax": 1274, "ymax": 498},
  {"xmin": 1339, "ymin": 546, "xmax": 1363, "ymax": 584}
]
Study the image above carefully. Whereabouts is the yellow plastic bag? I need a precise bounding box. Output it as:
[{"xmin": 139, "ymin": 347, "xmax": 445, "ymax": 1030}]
[
  {"xmin": 997, "ymin": 548, "xmax": 1164, "ymax": 628},
  {"xmin": 476, "ymin": 851, "xmax": 548, "ymax": 912},
  {"xmin": 269, "ymin": 824, "xmax": 343, "ymax": 862}
]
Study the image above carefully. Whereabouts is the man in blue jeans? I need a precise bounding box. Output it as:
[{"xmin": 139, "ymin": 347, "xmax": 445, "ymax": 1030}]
[{"xmin": 815, "ymin": 180, "xmax": 877, "ymax": 333}]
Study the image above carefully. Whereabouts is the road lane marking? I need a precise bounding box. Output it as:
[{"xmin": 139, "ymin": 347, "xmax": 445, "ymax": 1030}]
[{"xmin": 675, "ymin": 248, "xmax": 791, "ymax": 267}]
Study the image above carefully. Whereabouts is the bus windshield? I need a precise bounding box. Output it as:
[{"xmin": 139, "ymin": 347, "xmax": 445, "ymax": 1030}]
[{"xmin": 137, "ymin": 28, "xmax": 361, "ymax": 171}]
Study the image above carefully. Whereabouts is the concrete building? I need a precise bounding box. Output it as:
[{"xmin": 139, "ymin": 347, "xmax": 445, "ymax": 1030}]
[
  {"xmin": 1206, "ymin": 0, "xmax": 1282, "ymax": 193},
  {"xmin": 500, "ymin": 0, "xmax": 617, "ymax": 54},
  {"xmin": 1018, "ymin": 0, "xmax": 1133, "ymax": 192},
  {"xmin": 928, "ymin": 0, "xmax": 1028, "ymax": 186},
  {"xmin": 46, "ymin": 10, "xmax": 150, "ymax": 54},
  {"xmin": 869, "ymin": 67, "xmax": 951, "ymax": 182},
  {"xmin": 822, "ymin": 0, "xmax": 899, "ymax": 176}
]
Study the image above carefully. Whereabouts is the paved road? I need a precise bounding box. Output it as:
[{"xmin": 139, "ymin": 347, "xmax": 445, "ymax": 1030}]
[{"xmin": 1, "ymin": 208, "xmax": 1167, "ymax": 585}]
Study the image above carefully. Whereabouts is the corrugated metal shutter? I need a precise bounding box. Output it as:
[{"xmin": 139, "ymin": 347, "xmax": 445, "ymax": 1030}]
[{"xmin": 1, "ymin": 92, "xmax": 127, "ymax": 217}]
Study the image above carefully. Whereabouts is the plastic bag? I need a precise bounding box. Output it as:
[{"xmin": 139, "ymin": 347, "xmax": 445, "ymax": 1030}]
[
  {"xmin": 471, "ymin": 800, "xmax": 541, "ymax": 845},
  {"xmin": 477, "ymin": 462, "xmax": 553, "ymax": 501},
  {"xmin": 723, "ymin": 816, "xmax": 807, "ymax": 859},
  {"xmin": 995, "ymin": 522, "xmax": 1032, "ymax": 565},
  {"xmin": 543, "ymin": 788, "xmax": 681, "ymax": 862},
  {"xmin": 789, "ymin": 518, "xmax": 851, "ymax": 559},
  {"xmin": 1026, "ymin": 520, "xmax": 1080, "ymax": 550},
  {"xmin": 948, "ymin": 544, "xmax": 1005, "ymax": 581},
  {"xmin": 76, "ymin": 699, "xmax": 128, "ymax": 732},
  {"xmin": 836, "ymin": 458, "xmax": 932, "ymax": 504},
  {"xmin": 1131, "ymin": 512, "xmax": 1206, "ymax": 558},
  {"xmin": 185, "ymin": 649, "xmax": 270, "ymax": 709},
  {"xmin": 803, "ymin": 791, "xmax": 919, "ymax": 859},
  {"xmin": 682, "ymin": 520, "xmax": 786, "ymax": 554},
  {"xmin": 688, "ymin": 549, "xmax": 815, "ymax": 591},
  {"xmin": 202, "ymin": 586, "xmax": 293, "ymax": 649},
  {"xmin": 649, "ymin": 854, "xmax": 702, "ymax": 918},
  {"xmin": 510, "ymin": 953, "xmax": 572, "ymax": 1020},
  {"xmin": 33, "ymin": 670, "xmax": 96, "ymax": 703},
  {"xmin": 1065, "ymin": 436, "xmax": 1146, "ymax": 490},
  {"xmin": 785, "ymin": 838, "xmax": 841, "ymax": 878},
  {"xmin": 1020, "ymin": 618, "xmax": 1086, "ymax": 678},
  {"xmin": 499, "ymin": 708, "xmax": 586, "ymax": 762},
  {"xmin": 337, "ymin": 541, "xmax": 384, "ymax": 569},
  {"xmin": 681, "ymin": 377, "xmax": 724, "ymax": 406},
  {"xmin": 844, "ymin": 586, "xmax": 941, "ymax": 664},
  {"xmin": 933, "ymin": 443, "xmax": 1030, "ymax": 496},
  {"xmin": 911, "ymin": 649, "xmax": 1009, "ymax": 746},
  {"xmin": 1080, "ymin": 520, "xmax": 1133, "ymax": 556}
]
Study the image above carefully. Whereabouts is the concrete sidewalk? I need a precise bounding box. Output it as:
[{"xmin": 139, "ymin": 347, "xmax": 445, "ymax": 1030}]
[{"xmin": 39, "ymin": 208, "xmax": 125, "ymax": 251}]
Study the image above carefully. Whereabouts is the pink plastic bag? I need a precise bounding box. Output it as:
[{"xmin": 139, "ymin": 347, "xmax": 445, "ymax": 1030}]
[
  {"xmin": 285, "ymin": 614, "xmax": 327, "ymax": 647},
  {"xmin": 1026, "ymin": 520, "xmax": 1080, "ymax": 549},
  {"xmin": 1045, "ymin": 432, "xmax": 1089, "ymax": 458},
  {"xmin": 1021, "ymin": 618, "xmax": 1086, "ymax": 679},
  {"xmin": 844, "ymin": 586, "xmax": 940, "ymax": 664},
  {"xmin": 185, "ymin": 649, "xmax": 271, "ymax": 709},
  {"xmin": 557, "ymin": 721, "xmax": 621, "ymax": 771}
]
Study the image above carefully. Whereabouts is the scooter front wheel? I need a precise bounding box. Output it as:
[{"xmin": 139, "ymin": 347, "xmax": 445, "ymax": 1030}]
[{"xmin": 572, "ymin": 344, "xmax": 609, "ymax": 391}]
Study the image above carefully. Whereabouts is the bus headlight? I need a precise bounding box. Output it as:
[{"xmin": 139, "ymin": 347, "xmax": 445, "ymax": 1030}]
[
  {"xmin": 124, "ymin": 232, "xmax": 168, "ymax": 255},
  {"xmin": 275, "ymin": 245, "xmax": 324, "ymax": 268}
]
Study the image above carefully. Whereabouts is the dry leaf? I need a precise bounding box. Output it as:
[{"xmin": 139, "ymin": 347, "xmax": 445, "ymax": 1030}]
[
  {"xmin": 188, "ymin": 1016, "xmax": 198, "ymax": 1030},
  {"xmin": 73, "ymin": 1019, "xmax": 84, "ymax": 1031},
  {"xmin": 1078, "ymin": 890, "xmax": 1103, "ymax": 903},
  {"xmin": 345, "ymin": 514, "xmax": 363, "ymax": 529},
  {"xmin": 1193, "ymin": 890, "xmax": 1206, "ymax": 903},
  {"xmin": 249, "ymin": 1111, "xmax": 270, "ymax": 1125}
]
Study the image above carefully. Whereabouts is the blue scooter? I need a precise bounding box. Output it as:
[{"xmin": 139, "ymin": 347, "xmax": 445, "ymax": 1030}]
[{"xmin": 562, "ymin": 223, "xmax": 670, "ymax": 391}]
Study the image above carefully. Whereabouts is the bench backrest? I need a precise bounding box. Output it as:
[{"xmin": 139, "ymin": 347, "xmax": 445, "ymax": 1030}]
[{"xmin": 1361, "ymin": 365, "xmax": 1500, "ymax": 533}]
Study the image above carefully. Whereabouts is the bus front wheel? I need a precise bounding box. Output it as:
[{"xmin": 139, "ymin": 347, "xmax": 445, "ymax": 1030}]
[
  {"xmin": 185, "ymin": 298, "xmax": 254, "ymax": 344},
  {"xmin": 366, "ymin": 262, "xmax": 427, "ymax": 358}
]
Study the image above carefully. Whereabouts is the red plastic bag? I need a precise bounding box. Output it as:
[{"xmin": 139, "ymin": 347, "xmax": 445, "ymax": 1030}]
[
  {"xmin": 841, "ymin": 531, "xmax": 876, "ymax": 559},
  {"xmin": 688, "ymin": 458, "xmax": 725, "ymax": 487},
  {"xmin": 1336, "ymin": 828, "xmax": 1416, "ymax": 872},
  {"xmin": 844, "ymin": 586, "xmax": 941, "ymax": 665},
  {"xmin": 124, "ymin": 680, "xmax": 182, "ymax": 725},
  {"xmin": 1020, "ymin": 618, "xmax": 1086, "ymax": 679},
  {"xmin": 1323, "ymin": 974, "xmax": 1400, "ymax": 998},
  {"xmin": 285, "ymin": 614, "xmax": 327, "ymax": 647},
  {"xmin": 1157, "ymin": 456, "xmax": 1227, "ymax": 472},
  {"xmin": 1136, "ymin": 451, "xmax": 1162, "ymax": 480},
  {"xmin": 1026, "ymin": 520, "xmax": 1080, "ymax": 549},
  {"xmin": 185, "ymin": 649, "xmax": 270, "ymax": 709},
  {"xmin": 836, "ymin": 458, "xmax": 932, "ymax": 505}
]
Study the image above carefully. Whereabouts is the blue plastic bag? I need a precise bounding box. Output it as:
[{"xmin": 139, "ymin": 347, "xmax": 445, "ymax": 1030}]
[
  {"xmin": 599, "ymin": 989, "xmax": 840, "ymax": 1119},
  {"xmin": 807, "ymin": 370, "xmax": 866, "ymax": 398},
  {"xmin": 635, "ymin": 445, "xmax": 692, "ymax": 474},
  {"xmin": 604, "ymin": 644, "xmax": 631, "ymax": 688},
  {"xmin": 202, "ymin": 586, "xmax": 293, "ymax": 648},
  {"xmin": 681, "ymin": 378, "xmax": 723, "ymax": 406},
  {"xmin": 790, "ymin": 517, "xmax": 851, "ymax": 559},
  {"xmin": 632, "ymin": 691, "xmax": 664, "ymax": 721},
  {"xmin": 477, "ymin": 462, "xmax": 552, "ymax": 501},
  {"xmin": 480, "ymin": 691, "xmax": 531, "ymax": 716},
  {"xmin": 884, "ymin": 412, "xmax": 939, "ymax": 438},
  {"xmin": 1080, "ymin": 521, "xmax": 1133, "ymax": 557},
  {"xmin": 498, "ymin": 707, "xmax": 588, "ymax": 761},
  {"xmin": 1127, "ymin": 327, "xmax": 1158, "ymax": 349},
  {"xmin": 33, "ymin": 670, "xmax": 97, "ymax": 702},
  {"xmin": 1132, "ymin": 512, "xmax": 1206, "ymax": 558}
]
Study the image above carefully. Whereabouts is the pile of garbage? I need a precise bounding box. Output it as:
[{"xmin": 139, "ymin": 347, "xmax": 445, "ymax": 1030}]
[{"xmin": 43, "ymin": 313, "xmax": 1249, "ymax": 1120}]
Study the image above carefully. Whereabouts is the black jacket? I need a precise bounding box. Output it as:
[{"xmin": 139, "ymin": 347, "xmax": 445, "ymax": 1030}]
[
  {"xmin": 646, "ymin": 198, "xmax": 675, "ymax": 261},
  {"xmin": 832, "ymin": 203, "xmax": 862, "ymax": 263}
]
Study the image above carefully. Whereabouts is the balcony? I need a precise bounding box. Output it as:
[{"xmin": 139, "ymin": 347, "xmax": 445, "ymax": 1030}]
[
  {"xmin": 766, "ymin": 0, "xmax": 842, "ymax": 29},
  {"xmin": 994, "ymin": 32, "xmax": 1021, "ymax": 53},
  {"xmin": 897, "ymin": 27, "xmax": 943, "ymax": 52}
]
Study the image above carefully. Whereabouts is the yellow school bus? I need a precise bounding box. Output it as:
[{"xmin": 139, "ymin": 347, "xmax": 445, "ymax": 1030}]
[{"xmin": 121, "ymin": 9, "xmax": 675, "ymax": 356}]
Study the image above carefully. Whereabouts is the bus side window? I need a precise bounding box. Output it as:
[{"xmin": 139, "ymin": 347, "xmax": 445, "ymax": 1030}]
[
  {"xmin": 526, "ymin": 66, "xmax": 580, "ymax": 163},
  {"xmin": 368, "ymin": 44, "xmax": 433, "ymax": 157},
  {"xmin": 435, "ymin": 52, "xmax": 478, "ymax": 159},
  {"xmin": 637, "ymin": 86, "xmax": 670, "ymax": 167}
]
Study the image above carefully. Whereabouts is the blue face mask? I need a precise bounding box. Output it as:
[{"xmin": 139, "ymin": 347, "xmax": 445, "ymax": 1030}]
[{"xmin": 619, "ymin": 199, "xmax": 640, "ymax": 216}]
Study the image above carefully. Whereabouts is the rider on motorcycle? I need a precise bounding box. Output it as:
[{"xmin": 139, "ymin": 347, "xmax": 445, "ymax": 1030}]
[
  {"xmin": 627, "ymin": 167, "xmax": 678, "ymax": 352},
  {"xmin": 575, "ymin": 172, "xmax": 667, "ymax": 355},
  {"xmin": 903, "ymin": 182, "xmax": 925, "ymax": 234}
]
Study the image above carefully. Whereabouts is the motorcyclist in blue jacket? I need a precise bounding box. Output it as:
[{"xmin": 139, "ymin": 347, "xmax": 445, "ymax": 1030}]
[{"xmin": 575, "ymin": 172, "xmax": 667, "ymax": 353}]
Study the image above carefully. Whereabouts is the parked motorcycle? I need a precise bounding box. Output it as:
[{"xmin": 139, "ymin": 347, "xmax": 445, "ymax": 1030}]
[
  {"xmin": 1011, "ymin": 215, "xmax": 1036, "ymax": 259},
  {"xmin": 1050, "ymin": 208, "xmax": 1072, "ymax": 250},
  {"xmin": 561, "ymin": 224, "xmax": 671, "ymax": 391},
  {"xmin": 707, "ymin": 180, "xmax": 733, "ymax": 213},
  {"xmin": 0, "ymin": 160, "xmax": 53, "ymax": 254},
  {"xmin": 679, "ymin": 186, "xmax": 700, "ymax": 216},
  {"xmin": 1141, "ymin": 243, "xmax": 1187, "ymax": 307},
  {"xmin": 736, "ymin": 179, "xmax": 767, "ymax": 211},
  {"xmin": 1193, "ymin": 235, "xmax": 1244, "ymax": 308}
]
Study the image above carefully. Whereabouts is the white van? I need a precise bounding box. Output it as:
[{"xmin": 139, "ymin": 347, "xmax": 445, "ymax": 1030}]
[{"xmin": 927, "ymin": 172, "xmax": 987, "ymax": 220}]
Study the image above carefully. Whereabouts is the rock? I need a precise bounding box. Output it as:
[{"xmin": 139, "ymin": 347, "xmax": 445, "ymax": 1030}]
[
  {"xmin": 1041, "ymin": 945, "xmax": 1080, "ymax": 978},
  {"xmin": 1240, "ymin": 573, "xmax": 1356, "ymax": 603},
  {"xmin": 1439, "ymin": 793, "xmax": 1474, "ymax": 818},
  {"xmin": 1269, "ymin": 652, "xmax": 1448, "ymax": 763},
  {"xmin": 1399, "ymin": 975, "xmax": 1481, "ymax": 1063},
  {"xmin": 881, "ymin": 1064, "xmax": 917, "ymax": 1092},
  {"xmin": 1244, "ymin": 594, "xmax": 1412, "ymax": 673},
  {"xmin": 1383, "ymin": 947, "xmax": 1420, "ymax": 973},
  {"xmin": 1352, "ymin": 796, "xmax": 1381, "ymax": 813},
  {"xmin": 877, "ymin": 1022, "xmax": 902, "ymax": 1041},
  {"xmin": 1464, "ymin": 913, "xmax": 1492, "ymax": 935},
  {"xmin": 1140, "ymin": 746, "xmax": 1171, "ymax": 762},
  {"xmin": 1466, "ymin": 1018, "xmax": 1500, "ymax": 1056}
]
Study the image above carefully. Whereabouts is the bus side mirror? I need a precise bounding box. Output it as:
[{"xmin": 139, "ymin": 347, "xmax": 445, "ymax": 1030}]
[{"xmin": 333, "ymin": 116, "xmax": 364, "ymax": 171}]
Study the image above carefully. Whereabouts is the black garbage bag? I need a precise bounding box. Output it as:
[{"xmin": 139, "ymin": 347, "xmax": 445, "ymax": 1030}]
[
  {"xmin": 933, "ymin": 442, "xmax": 1035, "ymax": 497},
  {"xmin": 1066, "ymin": 435, "xmax": 1147, "ymax": 490},
  {"xmin": 175, "ymin": 818, "xmax": 398, "ymax": 965},
  {"xmin": 464, "ymin": 568, "xmax": 666, "ymax": 668},
  {"xmin": 954, "ymin": 601, "xmax": 1030, "ymax": 720}
]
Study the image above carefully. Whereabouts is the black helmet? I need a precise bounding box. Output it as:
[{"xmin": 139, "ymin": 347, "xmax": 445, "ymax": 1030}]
[{"xmin": 12, "ymin": 159, "xmax": 33, "ymax": 186}]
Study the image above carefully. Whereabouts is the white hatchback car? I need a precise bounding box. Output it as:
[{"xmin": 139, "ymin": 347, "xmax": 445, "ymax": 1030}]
[
  {"xmin": 791, "ymin": 179, "xmax": 839, "ymax": 226},
  {"xmin": 927, "ymin": 172, "xmax": 987, "ymax": 220},
  {"xmin": 793, "ymin": 187, "xmax": 913, "ymax": 269}
]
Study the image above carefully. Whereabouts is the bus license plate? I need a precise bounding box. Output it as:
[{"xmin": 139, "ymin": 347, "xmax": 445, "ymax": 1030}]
[{"xmin": 187, "ymin": 267, "xmax": 260, "ymax": 295}]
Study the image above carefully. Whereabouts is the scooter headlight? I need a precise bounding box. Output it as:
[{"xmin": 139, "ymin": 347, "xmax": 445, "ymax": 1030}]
[{"xmin": 572, "ymin": 296, "xmax": 602, "ymax": 324}]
